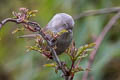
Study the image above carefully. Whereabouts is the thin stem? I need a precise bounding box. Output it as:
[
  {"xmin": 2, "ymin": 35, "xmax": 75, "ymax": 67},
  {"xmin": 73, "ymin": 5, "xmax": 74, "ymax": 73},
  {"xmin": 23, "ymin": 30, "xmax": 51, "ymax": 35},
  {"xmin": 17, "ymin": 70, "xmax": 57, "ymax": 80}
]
[
  {"xmin": 0, "ymin": 19, "xmax": 68, "ymax": 80},
  {"xmin": 74, "ymin": 7, "xmax": 120, "ymax": 19},
  {"xmin": 82, "ymin": 11, "xmax": 120, "ymax": 80},
  {"xmin": 69, "ymin": 60, "xmax": 75, "ymax": 74}
]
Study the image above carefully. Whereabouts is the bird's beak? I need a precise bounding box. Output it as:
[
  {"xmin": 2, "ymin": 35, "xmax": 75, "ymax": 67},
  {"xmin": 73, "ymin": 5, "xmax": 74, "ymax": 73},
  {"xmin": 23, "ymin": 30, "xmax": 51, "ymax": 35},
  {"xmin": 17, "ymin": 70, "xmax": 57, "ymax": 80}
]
[{"xmin": 68, "ymin": 29, "xmax": 72, "ymax": 33}]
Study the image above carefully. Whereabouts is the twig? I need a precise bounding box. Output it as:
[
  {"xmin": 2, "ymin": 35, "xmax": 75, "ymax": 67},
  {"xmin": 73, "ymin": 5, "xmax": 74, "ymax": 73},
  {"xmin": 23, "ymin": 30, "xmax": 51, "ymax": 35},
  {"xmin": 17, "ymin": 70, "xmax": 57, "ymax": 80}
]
[
  {"xmin": 0, "ymin": 18, "xmax": 69, "ymax": 80},
  {"xmin": 74, "ymin": 7, "xmax": 120, "ymax": 20},
  {"xmin": 0, "ymin": 18, "xmax": 23, "ymax": 29},
  {"xmin": 82, "ymin": 11, "xmax": 120, "ymax": 80}
]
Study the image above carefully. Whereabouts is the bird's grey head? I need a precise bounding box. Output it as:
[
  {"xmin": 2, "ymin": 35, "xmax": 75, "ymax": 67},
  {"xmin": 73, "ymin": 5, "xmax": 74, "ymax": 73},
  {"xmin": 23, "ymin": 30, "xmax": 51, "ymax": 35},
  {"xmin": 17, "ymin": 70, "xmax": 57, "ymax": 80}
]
[{"xmin": 47, "ymin": 13, "xmax": 75, "ymax": 33}]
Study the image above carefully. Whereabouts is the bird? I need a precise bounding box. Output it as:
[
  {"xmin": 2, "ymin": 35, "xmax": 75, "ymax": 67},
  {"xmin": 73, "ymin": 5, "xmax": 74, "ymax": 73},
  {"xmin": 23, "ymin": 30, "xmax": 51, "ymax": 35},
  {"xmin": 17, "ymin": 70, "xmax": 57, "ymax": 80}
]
[{"xmin": 19, "ymin": 13, "xmax": 75, "ymax": 55}]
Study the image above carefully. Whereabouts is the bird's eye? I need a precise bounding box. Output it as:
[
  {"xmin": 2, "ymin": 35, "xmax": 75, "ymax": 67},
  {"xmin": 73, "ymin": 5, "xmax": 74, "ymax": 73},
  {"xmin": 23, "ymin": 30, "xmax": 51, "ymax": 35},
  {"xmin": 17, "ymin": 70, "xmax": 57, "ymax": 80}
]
[
  {"xmin": 63, "ymin": 23, "xmax": 69, "ymax": 29},
  {"xmin": 63, "ymin": 24, "xmax": 66, "ymax": 26}
]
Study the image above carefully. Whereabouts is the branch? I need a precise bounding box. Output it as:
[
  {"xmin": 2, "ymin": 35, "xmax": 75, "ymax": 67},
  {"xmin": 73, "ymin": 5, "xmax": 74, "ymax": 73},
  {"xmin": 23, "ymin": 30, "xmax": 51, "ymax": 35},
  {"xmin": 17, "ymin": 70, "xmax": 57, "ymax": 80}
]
[
  {"xmin": 82, "ymin": 11, "xmax": 120, "ymax": 80},
  {"xmin": 74, "ymin": 7, "xmax": 120, "ymax": 20},
  {"xmin": 37, "ymin": 24, "xmax": 68, "ymax": 77},
  {"xmin": 0, "ymin": 18, "xmax": 69, "ymax": 80},
  {"xmin": 0, "ymin": 18, "xmax": 23, "ymax": 29}
]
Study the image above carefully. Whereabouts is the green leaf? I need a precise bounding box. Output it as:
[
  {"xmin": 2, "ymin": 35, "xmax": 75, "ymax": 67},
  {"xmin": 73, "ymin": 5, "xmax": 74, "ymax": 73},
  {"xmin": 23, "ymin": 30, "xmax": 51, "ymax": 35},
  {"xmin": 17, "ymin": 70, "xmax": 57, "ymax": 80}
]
[
  {"xmin": 43, "ymin": 63, "xmax": 57, "ymax": 67},
  {"xmin": 26, "ymin": 46, "xmax": 42, "ymax": 53},
  {"xmin": 57, "ymin": 29, "xmax": 68, "ymax": 35},
  {"xmin": 72, "ymin": 67, "xmax": 84, "ymax": 73},
  {"xmin": 75, "ymin": 43, "xmax": 96, "ymax": 59},
  {"xmin": 12, "ymin": 27, "xmax": 25, "ymax": 34}
]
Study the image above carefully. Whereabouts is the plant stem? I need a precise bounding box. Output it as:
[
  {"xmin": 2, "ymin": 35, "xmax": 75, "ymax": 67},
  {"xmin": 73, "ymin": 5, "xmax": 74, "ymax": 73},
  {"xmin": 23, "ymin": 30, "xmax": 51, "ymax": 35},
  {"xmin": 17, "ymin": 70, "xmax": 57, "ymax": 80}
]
[{"xmin": 82, "ymin": 11, "xmax": 120, "ymax": 80}]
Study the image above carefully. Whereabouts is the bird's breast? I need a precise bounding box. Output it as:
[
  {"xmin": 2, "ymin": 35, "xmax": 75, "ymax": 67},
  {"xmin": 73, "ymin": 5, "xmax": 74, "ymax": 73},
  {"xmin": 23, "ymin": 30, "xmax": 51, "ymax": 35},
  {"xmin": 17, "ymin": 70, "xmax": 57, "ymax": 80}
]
[{"xmin": 55, "ymin": 32, "xmax": 73, "ymax": 55}]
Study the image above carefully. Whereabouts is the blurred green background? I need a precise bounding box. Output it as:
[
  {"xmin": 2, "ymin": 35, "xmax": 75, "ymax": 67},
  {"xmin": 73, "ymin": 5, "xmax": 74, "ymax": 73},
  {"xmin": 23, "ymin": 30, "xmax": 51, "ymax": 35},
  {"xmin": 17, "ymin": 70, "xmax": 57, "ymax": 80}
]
[{"xmin": 0, "ymin": 0, "xmax": 120, "ymax": 80}]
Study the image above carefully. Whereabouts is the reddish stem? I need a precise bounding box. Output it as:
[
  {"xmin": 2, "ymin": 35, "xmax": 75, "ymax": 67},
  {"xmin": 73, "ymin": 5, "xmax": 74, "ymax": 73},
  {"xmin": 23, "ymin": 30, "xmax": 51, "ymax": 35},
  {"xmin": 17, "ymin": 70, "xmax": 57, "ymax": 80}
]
[{"xmin": 82, "ymin": 11, "xmax": 120, "ymax": 80}]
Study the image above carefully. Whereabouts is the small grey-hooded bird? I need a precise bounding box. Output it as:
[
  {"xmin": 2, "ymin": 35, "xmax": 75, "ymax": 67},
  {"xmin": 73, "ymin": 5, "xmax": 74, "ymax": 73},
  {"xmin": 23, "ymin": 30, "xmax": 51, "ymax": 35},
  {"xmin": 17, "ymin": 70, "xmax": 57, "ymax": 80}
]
[{"xmin": 19, "ymin": 13, "xmax": 75, "ymax": 55}]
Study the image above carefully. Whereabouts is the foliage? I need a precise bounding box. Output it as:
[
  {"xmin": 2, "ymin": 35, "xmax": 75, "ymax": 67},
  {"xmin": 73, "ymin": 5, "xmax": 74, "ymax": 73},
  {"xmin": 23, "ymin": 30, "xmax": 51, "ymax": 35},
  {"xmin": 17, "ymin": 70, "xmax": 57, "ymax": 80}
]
[
  {"xmin": 0, "ymin": 0, "xmax": 120, "ymax": 80},
  {"xmin": 0, "ymin": 8, "xmax": 96, "ymax": 80}
]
